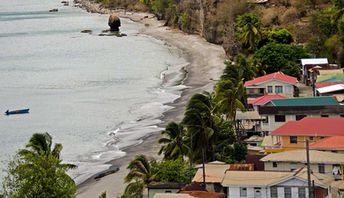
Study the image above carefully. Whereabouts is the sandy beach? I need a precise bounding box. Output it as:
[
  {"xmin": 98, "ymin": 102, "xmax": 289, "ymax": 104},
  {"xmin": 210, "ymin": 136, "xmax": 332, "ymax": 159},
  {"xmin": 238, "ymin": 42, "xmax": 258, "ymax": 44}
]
[{"xmin": 76, "ymin": 1, "xmax": 227, "ymax": 197}]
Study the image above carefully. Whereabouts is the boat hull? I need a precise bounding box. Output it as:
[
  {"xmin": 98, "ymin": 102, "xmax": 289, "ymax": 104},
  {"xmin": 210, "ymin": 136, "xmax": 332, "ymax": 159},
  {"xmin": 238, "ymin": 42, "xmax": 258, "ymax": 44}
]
[{"xmin": 5, "ymin": 109, "xmax": 30, "ymax": 115}]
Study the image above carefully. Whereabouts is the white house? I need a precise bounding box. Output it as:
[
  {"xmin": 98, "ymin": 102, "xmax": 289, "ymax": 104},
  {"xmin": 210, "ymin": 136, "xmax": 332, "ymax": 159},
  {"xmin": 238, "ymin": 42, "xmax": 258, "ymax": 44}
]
[
  {"xmin": 222, "ymin": 168, "xmax": 331, "ymax": 198},
  {"xmin": 244, "ymin": 72, "xmax": 298, "ymax": 98}
]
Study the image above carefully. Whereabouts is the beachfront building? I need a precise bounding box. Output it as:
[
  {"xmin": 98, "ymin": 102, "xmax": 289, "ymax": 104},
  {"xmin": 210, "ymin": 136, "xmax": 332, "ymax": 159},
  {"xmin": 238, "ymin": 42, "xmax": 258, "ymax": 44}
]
[
  {"xmin": 244, "ymin": 72, "xmax": 298, "ymax": 98},
  {"xmin": 261, "ymin": 149, "xmax": 344, "ymax": 176},
  {"xmin": 258, "ymin": 97, "xmax": 341, "ymax": 132},
  {"xmin": 264, "ymin": 117, "xmax": 344, "ymax": 154},
  {"xmin": 222, "ymin": 168, "xmax": 331, "ymax": 198}
]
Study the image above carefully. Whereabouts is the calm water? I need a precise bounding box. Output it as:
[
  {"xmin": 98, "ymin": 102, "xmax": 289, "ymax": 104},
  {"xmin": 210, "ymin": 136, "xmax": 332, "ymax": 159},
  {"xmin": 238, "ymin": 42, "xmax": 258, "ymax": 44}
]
[{"xmin": 0, "ymin": 0, "xmax": 187, "ymax": 184}]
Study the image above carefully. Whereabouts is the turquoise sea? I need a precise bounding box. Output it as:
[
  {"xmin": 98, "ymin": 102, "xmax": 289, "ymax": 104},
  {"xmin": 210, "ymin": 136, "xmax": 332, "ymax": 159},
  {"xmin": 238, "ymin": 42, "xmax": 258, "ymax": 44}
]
[{"xmin": 0, "ymin": 0, "xmax": 187, "ymax": 184}]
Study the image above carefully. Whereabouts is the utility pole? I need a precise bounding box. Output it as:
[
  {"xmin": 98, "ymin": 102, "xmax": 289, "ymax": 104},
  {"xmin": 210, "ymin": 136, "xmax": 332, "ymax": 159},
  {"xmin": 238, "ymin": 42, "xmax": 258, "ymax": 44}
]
[
  {"xmin": 202, "ymin": 148, "xmax": 206, "ymax": 191},
  {"xmin": 306, "ymin": 139, "xmax": 313, "ymax": 198}
]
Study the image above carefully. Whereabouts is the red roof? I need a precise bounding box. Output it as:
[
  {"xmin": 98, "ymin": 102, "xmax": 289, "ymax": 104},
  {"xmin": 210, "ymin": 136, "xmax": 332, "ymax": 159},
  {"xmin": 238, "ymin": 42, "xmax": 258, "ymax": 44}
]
[
  {"xmin": 310, "ymin": 136, "xmax": 344, "ymax": 150},
  {"xmin": 244, "ymin": 72, "xmax": 298, "ymax": 87},
  {"xmin": 250, "ymin": 94, "xmax": 287, "ymax": 105},
  {"xmin": 316, "ymin": 82, "xmax": 344, "ymax": 88},
  {"xmin": 272, "ymin": 117, "xmax": 344, "ymax": 136}
]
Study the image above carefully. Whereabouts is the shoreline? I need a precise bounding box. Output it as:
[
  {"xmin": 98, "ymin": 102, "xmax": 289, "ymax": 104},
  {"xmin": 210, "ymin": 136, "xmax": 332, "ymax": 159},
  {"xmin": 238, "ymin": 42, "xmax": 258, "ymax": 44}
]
[{"xmin": 75, "ymin": 1, "xmax": 227, "ymax": 197}]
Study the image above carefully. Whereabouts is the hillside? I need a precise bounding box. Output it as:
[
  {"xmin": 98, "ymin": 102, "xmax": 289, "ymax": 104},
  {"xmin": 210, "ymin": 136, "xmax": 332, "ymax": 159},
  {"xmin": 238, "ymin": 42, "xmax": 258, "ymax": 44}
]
[{"xmin": 91, "ymin": 0, "xmax": 332, "ymax": 57}]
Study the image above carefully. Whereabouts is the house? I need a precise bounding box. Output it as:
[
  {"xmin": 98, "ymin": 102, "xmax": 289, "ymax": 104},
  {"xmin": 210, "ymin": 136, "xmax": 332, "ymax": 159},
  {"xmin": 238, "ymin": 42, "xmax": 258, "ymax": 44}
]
[
  {"xmin": 153, "ymin": 193, "xmax": 194, "ymax": 198},
  {"xmin": 192, "ymin": 164, "xmax": 229, "ymax": 193},
  {"xmin": 270, "ymin": 117, "xmax": 344, "ymax": 151},
  {"xmin": 248, "ymin": 94, "xmax": 287, "ymax": 111},
  {"xmin": 300, "ymin": 58, "xmax": 329, "ymax": 84},
  {"xmin": 261, "ymin": 149, "xmax": 344, "ymax": 175},
  {"xmin": 258, "ymin": 97, "xmax": 342, "ymax": 132},
  {"xmin": 310, "ymin": 136, "xmax": 344, "ymax": 153},
  {"xmin": 235, "ymin": 111, "xmax": 265, "ymax": 137},
  {"xmin": 244, "ymin": 72, "xmax": 298, "ymax": 98},
  {"xmin": 148, "ymin": 183, "xmax": 186, "ymax": 198},
  {"xmin": 222, "ymin": 168, "xmax": 331, "ymax": 198}
]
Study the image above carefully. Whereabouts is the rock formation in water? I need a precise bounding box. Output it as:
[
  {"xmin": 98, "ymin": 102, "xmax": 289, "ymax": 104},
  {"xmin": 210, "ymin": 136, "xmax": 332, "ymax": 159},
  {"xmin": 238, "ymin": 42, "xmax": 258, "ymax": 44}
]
[{"xmin": 108, "ymin": 15, "xmax": 121, "ymax": 32}]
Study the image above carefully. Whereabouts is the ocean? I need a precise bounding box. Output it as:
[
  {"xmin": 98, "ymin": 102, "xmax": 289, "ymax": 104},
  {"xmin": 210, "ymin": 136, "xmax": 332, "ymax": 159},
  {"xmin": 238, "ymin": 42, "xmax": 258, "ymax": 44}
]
[{"xmin": 0, "ymin": 0, "xmax": 187, "ymax": 184}]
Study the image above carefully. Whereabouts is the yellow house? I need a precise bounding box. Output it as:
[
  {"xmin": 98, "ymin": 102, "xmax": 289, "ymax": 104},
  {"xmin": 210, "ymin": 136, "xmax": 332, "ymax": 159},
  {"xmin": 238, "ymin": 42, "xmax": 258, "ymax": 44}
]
[{"xmin": 267, "ymin": 117, "xmax": 344, "ymax": 152}]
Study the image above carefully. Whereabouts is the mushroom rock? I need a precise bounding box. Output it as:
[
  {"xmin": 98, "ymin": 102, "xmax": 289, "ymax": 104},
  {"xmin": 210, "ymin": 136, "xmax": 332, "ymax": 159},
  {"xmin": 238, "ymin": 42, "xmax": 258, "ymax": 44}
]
[{"xmin": 108, "ymin": 15, "xmax": 121, "ymax": 32}]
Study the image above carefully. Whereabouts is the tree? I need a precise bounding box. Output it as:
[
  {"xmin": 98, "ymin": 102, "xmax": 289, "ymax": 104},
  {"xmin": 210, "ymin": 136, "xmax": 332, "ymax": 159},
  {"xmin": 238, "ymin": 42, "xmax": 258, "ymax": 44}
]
[
  {"xmin": 235, "ymin": 13, "xmax": 262, "ymax": 51},
  {"xmin": 151, "ymin": 158, "xmax": 195, "ymax": 183},
  {"xmin": 213, "ymin": 79, "xmax": 246, "ymax": 121},
  {"xmin": 125, "ymin": 154, "xmax": 157, "ymax": 185},
  {"xmin": 2, "ymin": 133, "xmax": 77, "ymax": 198},
  {"xmin": 221, "ymin": 54, "xmax": 257, "ymax": 83},
  {"xmin": 158, "ymin": 122, "xmax": 189, "ymax": 160},
  {"xmin": 182, "ymin": 93, "xmax": 215, "ymax": 163},
  {"xmin": 121, "ymin": 180, "xmax": 144, "ymax": 198},
  {"xmin": 254, "ymin": 42, "xmax": 308, "ymax": 77}
]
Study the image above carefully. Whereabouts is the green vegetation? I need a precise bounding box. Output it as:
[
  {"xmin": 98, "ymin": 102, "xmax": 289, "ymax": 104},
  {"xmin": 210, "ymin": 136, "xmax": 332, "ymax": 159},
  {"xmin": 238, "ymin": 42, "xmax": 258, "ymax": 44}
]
[
  {"xmin": 2, "ymin": 133, "xmax": 77, "ymax": 198},
  {"xmin": 122, "ymin": 156, "xmax": 194, "ymax": 197},
  {"xmin": 235, "ymin": 13, "xmax": 262, "ymax": 51}
]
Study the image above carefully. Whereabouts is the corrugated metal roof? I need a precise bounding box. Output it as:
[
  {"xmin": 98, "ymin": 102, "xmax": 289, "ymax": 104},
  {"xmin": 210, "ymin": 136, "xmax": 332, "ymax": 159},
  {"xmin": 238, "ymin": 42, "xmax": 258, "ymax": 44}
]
[
  {"xmin": 192, "ymin": 164, "xmax": 229, "ymax": 183},
  {"xmin": 301, "ymin": 58, "xmax": 328, "ymax": 66},
  {"xmin": 244, "ymin": 72, "xmax": 298, "ymax": 87},
  {"xmin": 260, "ymin": 149, "xmax": 344, "ymax": 164},
  {"xmin": 270, "ymin": 96, "xmax": 339, "ymax": 106},
  {"xmin": 251, "ymin": 94, "xmax": 288, "ymax": 106},
  {"xmin": 310, "ymin": 136, "xmax": 344, "ymax": 150},
  {"xmin": 222, "ymin": 171, "xmax": 291, "ymax": 186},
  {"xmin": 317, "ymin": 84, "xmax": 344, "ymax": 94},
  {"xmin": 271, "ymin": 117, "xmax": 344, "ymax": 136}
]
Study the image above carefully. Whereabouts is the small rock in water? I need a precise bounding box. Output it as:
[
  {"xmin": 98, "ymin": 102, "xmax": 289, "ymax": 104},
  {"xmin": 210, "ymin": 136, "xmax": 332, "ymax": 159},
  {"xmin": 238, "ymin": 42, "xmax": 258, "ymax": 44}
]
[{"xmin": 81, "ymin": 30, "xmax": 92, "ymax": 34}]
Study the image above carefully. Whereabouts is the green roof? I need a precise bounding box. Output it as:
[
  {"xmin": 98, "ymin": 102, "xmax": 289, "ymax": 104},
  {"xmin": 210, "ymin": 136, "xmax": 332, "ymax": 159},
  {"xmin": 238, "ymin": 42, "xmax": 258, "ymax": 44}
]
[
  {"xmin": 270, "ymin": 96, "xmax": 339, "ymax": 107},
  {"xmin": 317, "ymin": 74, "xmax": 344, "ymax": 82}
]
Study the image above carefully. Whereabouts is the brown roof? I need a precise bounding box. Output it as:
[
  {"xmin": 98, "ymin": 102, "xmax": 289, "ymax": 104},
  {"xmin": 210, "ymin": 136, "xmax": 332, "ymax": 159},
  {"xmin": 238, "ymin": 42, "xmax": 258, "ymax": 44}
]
[
  {"xmin": 310, "ymin": 136, "xmax": 344, "ymax": 150},
  {"xmin": 260, "ymin": 149, "xmax": 344, "ymax": 164},
  {"xmin": 180, "ymin": 191, "xmax": 226, "ymax": 198},
  {"xmin": 192, "ymin": 164, "xmax": 228, "ymax": 183}
]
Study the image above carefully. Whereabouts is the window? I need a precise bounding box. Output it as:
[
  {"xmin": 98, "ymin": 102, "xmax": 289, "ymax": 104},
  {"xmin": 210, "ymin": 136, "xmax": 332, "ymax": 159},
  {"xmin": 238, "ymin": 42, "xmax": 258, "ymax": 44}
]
[
  {"xmin": 240, "ymin": 187, "xmax": 247, "ymax": 197},
  {"xmin": 273, "ymin": 162, "xmax": 278, "ymax": 168},
  {"xmin": 321, "ymin": 114, "xmax": 329, "ymax": 117},
  {"xmin": 296, "ymin": 115, "xmax": 307, "ymax": 121},
  {"xmin": 284, "ymin": 187, "xmax": 292, "ymax": 198},
  {"xmin": 275, "ymin": 115, "xmax": 286, "ymax": 122},
  {"xmin": 290, "ymin": 136, "xmax": 298, "ymax": 144},
  {"xmin": 267, "ymin": 86, "xmax": 273, "ymax": 93},
  {"xmin": 319, "ymin": 164, "xmax": 325, "ymax": 173},
  {"xmin": 165, "ymin": 190, "xmax": 172, "ymax": 193},
  {"xmin": 309, "ymin": 137, "xmax": 314, "ymax": 141},
  {"xmin": 341, "ymin": 115, "xmax": 344, "ymax": 117},
  {"xmin": 299, "ymin": 187, "xmax": 306, "ymax": 198},
  {"xmin": 275, "ymin": 86, "xmax": 283, "ymax": 93},
  {"xmin": 254, "ymin": 187, "xmax": 262, "ymax": 198},
  {"xmin": 263, "ymin": 116, "xmax": 269, "ymax": 123},
  {"xmin": 290, "ymin": 163, "xmax": 297, "ymax": 171},
  {"xmin": 270, "ymin": 187, "xmax": 278, "ymax": 198}
]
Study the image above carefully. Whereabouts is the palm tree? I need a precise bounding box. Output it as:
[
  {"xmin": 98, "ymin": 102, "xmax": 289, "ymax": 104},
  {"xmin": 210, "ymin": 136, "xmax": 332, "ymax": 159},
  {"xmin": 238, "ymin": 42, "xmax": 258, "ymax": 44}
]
[
  {"xmin": 213, "ymin": 80, "xmax": 246, "ymax": 121},
  {"xmin": 125, "ymin": 154, "xmax": 157, "ymax": 186},
  {"xmin": 235, "ymin": 13, "xmax": 262, "ymax": 51},
  {"xmin": 182, "ymin": 93, "xmax": 215, "ymax": 163},
  {"xmin": 3, "ymin": 133, "xmax": 77, "ymax": 197},
  {"xmin": 121, "ymin": 180, "xmax": 144, "ymax": 198},
  {"xmin": 18, "ymin": 132, "xmax": 76, "ymax": 169},
  {"xmin": 158, "ymin": 122, "xmax": 189, "ymax": 160}
]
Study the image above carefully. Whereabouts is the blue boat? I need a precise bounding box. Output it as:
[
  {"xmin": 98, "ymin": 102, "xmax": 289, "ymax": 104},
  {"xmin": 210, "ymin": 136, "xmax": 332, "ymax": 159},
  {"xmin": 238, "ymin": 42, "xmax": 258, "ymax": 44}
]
[{"xmin": 5, "ymin": 109, "xmax": 30, "ymax": 115}]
